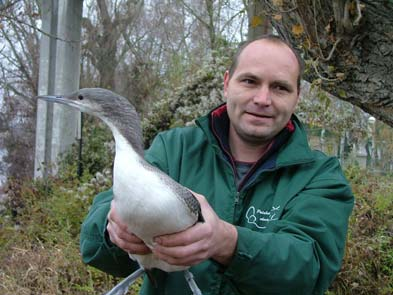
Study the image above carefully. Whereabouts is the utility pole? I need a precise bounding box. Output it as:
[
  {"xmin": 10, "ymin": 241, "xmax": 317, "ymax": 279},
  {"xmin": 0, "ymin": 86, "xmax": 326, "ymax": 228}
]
[{"xmin": 34, "ymin": 0, "xmax": 83, "ymax": 178}]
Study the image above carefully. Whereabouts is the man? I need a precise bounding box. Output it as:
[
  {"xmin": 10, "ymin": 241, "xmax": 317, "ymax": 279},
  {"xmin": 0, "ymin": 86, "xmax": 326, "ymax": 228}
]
[{"xmin": 80, "ymin": 35, "xmax": 354, "ymax": 295}]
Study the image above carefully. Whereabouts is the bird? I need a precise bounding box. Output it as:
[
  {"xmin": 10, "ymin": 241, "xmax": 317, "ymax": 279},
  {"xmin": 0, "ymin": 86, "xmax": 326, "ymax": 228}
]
[{"xmin": 38, "ymin": 88, "xmax": 204, "ymax": 295}]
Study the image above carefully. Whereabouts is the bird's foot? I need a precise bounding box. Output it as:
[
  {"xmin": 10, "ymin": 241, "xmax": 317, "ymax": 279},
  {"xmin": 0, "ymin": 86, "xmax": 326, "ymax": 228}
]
[{"xmin": 184, "ymin": 269, "xmax": 203, "ymax": 295}]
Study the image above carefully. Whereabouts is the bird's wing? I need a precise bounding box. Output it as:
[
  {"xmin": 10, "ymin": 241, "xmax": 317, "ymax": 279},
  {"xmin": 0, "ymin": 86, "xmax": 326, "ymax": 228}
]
[{"xmin": 141, "ymin": 161, "xmax": 204, "ymax": 223}]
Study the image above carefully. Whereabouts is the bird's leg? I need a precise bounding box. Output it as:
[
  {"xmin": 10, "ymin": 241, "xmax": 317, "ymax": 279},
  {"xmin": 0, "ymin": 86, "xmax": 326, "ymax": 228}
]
[
  {"xmin": 104, "ymin": 267, "xmax": 145, "ymax": 295},
  {"xmin": 184, "ymin": 269, "xmax": 203, "ymax": 295}
]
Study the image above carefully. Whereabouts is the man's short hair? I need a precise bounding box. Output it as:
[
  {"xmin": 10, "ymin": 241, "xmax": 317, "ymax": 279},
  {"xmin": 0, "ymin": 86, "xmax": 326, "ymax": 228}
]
[{"xmin": 228, "ymin": 35, "xmax": 304, "ymax": 92}]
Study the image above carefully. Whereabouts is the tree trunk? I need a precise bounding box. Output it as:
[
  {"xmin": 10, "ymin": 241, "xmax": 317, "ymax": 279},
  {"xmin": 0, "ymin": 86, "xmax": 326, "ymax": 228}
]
[
  {"xmin": 82, "ymin": 0, "xmax": 120, "ymax": 90},
  {"xmin": 259, "ymin": 0, "xmax": 393, "ymax": 128},
  {"xmin": 247, "ymin": 0, "xmax": 272, "ymax": 41}
]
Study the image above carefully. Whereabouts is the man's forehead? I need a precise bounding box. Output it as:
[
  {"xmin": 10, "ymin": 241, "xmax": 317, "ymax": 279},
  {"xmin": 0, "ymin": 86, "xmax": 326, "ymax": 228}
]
[
  {"xmin": 236, "ymin": 40, "xmax": 300, "ymax": 75},
  {"xmin": 240, "ymin": 39, "xmax": 296, "ymax": 61}
]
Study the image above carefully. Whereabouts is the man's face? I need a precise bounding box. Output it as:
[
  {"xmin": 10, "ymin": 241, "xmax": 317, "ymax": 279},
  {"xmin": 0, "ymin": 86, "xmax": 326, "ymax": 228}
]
[{"xmin": 224, "ymin": 40, "xmax": 300, "ymax": 147}]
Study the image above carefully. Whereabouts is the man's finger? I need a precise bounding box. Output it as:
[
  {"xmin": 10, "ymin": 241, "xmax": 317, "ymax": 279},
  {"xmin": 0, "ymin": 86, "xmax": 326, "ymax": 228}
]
[
  {"xmin": 107, "ymin": 217, "xmax": 145, "ymax": 244},
  {"xmin": 154, "ymin": 222, "xmax": 206, "ymax": 247},
  {"xmin": 152, "ymin": 242, "xmax": 206, "ymax": 266}
]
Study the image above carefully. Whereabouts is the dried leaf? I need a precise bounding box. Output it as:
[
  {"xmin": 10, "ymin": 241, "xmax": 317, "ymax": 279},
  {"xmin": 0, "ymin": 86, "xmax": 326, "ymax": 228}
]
[
  {"xmin": 251, "ymin": 16, "xmax": 263, "ymax": 28},
  {"xmin": 315, "ymin": 78, "xmax": 322, "ymax": 85},
  {"xmin": 292, "ymin": 24, "xmax": 304, "ymax": 36},
  {"xmin": 348, "ymin": 1, "xmax": 357, "ymax": 14},
  {"xmin": 338, "ymin": 89, "xmax": 347, "ymax": 98},
  {"xmin": 336, "ymin": 73, "xmax": 345, "ymax": 79},
  {"xmin": 272, "ymin": 0, "xmax": 284, "ymax": 6},
  {"xmin": 273, "ymin": 14, "xmax": 282, "ymax": 21}
]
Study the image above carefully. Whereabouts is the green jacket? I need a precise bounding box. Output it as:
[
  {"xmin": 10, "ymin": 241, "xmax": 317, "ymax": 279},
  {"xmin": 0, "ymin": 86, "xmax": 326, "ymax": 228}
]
[{"xmin": 80, "ymin": 107, "xmax": 354, "ymax": 295}]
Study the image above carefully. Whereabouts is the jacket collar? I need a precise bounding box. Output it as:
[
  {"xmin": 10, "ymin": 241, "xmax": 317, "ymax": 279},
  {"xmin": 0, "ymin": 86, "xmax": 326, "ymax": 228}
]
[{"xmin": 196, "ymin": 104, "xmax": 315, "ymax": 170}]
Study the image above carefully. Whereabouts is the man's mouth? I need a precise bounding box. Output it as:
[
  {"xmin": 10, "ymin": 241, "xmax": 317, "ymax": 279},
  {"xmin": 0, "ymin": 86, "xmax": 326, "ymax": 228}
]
[{"xmin": 245, "ymin": 111, "xmax": 273, "ymax": 118}]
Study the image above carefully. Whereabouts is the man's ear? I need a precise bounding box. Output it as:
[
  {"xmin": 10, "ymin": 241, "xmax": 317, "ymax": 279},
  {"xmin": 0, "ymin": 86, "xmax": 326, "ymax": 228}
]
[{"xmin": 223, "ymin": 70, "xmax": 230, "ymax": 99}]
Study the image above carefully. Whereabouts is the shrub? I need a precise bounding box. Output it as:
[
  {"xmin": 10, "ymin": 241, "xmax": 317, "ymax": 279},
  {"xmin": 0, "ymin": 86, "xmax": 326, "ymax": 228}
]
[
  {"xmin": 0, "ymin": 173, "xmax": 121, "ymax": 294},
  {"xmin": 329, "ymin": 168, "xmax": 393, "ymax": 294}
]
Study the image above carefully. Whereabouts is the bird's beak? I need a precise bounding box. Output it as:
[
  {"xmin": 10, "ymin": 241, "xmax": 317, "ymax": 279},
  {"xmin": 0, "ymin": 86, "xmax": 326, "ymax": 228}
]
[{"xmin": 37, "ymin": 95, "xmax": 73, "ymax": 107}]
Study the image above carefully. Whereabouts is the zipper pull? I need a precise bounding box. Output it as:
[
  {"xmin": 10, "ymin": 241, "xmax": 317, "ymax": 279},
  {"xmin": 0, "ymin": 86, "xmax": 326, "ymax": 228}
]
[{"xmin": 234, "ymin": 191, "xmax": 240, "ymax": 204}]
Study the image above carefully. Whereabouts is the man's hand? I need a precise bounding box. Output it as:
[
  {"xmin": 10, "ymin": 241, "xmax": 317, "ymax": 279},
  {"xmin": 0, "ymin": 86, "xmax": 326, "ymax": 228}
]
[
  {"xmin": 106, "ymin": 200, "xmax": 151, "ymax": 255},
  {"xmin": 152, "ymin": 192, "xmax": 238, "ymax": 266}
]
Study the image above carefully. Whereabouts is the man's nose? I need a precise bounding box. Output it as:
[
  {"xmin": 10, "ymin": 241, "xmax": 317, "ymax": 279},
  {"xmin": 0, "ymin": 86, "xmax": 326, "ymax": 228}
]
[{"xmin": 253, "ymin": 86, "xmax": 271, "ymax": 106}]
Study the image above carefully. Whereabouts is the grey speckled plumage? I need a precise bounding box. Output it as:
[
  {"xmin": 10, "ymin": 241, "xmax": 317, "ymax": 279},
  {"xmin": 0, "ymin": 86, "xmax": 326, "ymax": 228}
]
[
  {"xmin": 142, "ymin": 161, "xmax": 204, "ymax": 223},
  {"xmin": 38, "ymin": 88, "xmax": 204, "ymax": 295}
]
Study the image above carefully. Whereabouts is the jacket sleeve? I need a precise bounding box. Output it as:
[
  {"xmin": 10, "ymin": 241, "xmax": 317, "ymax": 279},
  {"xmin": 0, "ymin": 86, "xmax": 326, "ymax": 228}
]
[
  {"xmin": 79, "ymin": 189, "xmax": 138, "ymax": 277},
  {"xmin": 223, "ymin": 157, "xmax": 354, "ymax": 295}
]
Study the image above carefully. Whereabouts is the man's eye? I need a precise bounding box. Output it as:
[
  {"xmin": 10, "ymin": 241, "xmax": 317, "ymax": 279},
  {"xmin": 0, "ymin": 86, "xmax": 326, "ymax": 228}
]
[
  {"xmin": 242, "ymin": 79, "xmax": 255, "ymax": 84},
  {"xmin": 274, "ymin": 85, "xmax": 289, "ymax": 92}
]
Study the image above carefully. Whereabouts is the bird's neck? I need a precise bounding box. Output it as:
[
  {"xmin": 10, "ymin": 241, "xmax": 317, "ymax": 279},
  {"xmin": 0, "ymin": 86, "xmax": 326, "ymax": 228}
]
[
  {"xmin": 112, "ymin": 128, "xmax": 140, "ymax": 158},
  {"xmin": 102, "ymin": 115, "xmax": 144, "ymax": 157}
]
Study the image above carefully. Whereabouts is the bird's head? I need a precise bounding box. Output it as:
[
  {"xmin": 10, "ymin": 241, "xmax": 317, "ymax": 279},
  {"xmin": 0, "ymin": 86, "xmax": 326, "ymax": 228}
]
[
  {"xmin": 37, "ymin": 88, "xmax": 134, "ymax": 119},
  {"xmin": 37, "ymin": 88, "xmax": 144, "ymax": 155}
]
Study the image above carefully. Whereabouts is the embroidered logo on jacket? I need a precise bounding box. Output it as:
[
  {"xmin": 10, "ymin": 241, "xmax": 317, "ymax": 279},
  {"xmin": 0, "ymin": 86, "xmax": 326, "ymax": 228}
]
[{"xmin": 245, "ymin": 205, "xmax": 280, "ymax": 229}]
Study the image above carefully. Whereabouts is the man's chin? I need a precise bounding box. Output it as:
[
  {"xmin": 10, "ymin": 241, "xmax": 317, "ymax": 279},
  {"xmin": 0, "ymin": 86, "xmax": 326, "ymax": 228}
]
[{"xmin": 238, "ymin": 129, "xmax": 275, "ymax": 145}]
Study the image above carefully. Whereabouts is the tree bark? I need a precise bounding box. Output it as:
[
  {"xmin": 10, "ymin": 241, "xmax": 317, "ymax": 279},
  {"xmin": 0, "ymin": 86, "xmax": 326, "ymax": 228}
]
[
  {"xmin": 247, "ymin": 0, "xmax": 272, "ymax": 41},
  {"xmin": 259, "ymin": 0, "xmax": 393, "ymax": 127}
]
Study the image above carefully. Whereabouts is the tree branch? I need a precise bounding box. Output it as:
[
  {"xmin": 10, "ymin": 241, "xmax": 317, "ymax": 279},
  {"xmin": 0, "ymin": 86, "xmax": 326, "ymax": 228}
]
[
  {"xmin": 312, "ymin": 59, "xmax": 339, "ymax": 82},
  {"xmin": 0, "ymin": 13, "xmax": 80, "ymax": 43},
  {"xmin": 219, "ymin": 8, "xmax": 246, "ymax": 35},
  {"xmin": 0, "ymin": 26, "xmax": 32, "ymax": 84},
  {"xmin": 262, "ymin": 0, "xmax": 297, "ymax": 13},
  {"xmin": 353, "ymin": 0, "xmax": 362, "ymax": 26},
  {"xmin": 0, "ymin": 0, "xmax": 20, "ymax": 11},
  {"xmin": 2, "ymin": 81, "xmax": 35, "ymax": 107},
  {"xmin": 180, "ymin": 0, "xmax": 210, "ymax": 29}
]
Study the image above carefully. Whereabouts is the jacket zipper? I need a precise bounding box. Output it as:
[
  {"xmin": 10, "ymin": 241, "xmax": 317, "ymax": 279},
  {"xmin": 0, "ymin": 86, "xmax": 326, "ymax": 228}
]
[{"xmin": 233, "ymin": 191, "xmax": 240, "ymax": 223}]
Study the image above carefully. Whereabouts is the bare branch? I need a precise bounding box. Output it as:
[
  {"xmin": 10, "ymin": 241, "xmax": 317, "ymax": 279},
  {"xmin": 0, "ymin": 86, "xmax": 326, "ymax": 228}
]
[
  {"xmin": 262, "ymin": 0, "xmax": 297, "ymax": 13},
  {"xmin": 0, "ymin": 13, "xmax": 80, "ymax": 43},
  {"xmin": 179, "ymin": 0, "xmax": 210, "ymax": 29},
  {"xmin": 312, "ymin": 0, "xmax": 341, "ymax": 61},
  {"xmin": 219, "ymin": 7, "xmax": 246, "ymax": 35},
  {"xmin": 0, "ymin": 0, "xmax": 20, "ymax": 11},
  {"xmin": 312, "ymin": 59, "xmax": 339, "ymax": 82},
  {"xmin": 2, "ymin": 81, "xmax": 35, "ymax": 107},
  {"xmin": 353, "ymin": 0, "xmax": 362, "ymax": 26},
  {"xmin": 322, "ymin": 37, "xmax": 342, "ymax": 61},
  {"xmin": 0, "ymin": 25, "xmax": 33, "ymax": 85}
]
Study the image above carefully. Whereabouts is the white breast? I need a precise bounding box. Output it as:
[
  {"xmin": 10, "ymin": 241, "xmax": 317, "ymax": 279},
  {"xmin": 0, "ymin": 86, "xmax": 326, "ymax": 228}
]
[{"xmin": 111, "ymin": 132, "xmax": 196, "ymax": 271}]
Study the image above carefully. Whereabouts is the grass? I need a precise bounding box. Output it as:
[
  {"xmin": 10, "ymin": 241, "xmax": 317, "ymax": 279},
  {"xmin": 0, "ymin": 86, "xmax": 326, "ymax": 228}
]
[
  {"xmin": 328, "ymin": 167, "xmax": 393, "ymax": 294},
  {"xmin": 0, "ymin": 176, "xmax": 116, "ymax": 294}
]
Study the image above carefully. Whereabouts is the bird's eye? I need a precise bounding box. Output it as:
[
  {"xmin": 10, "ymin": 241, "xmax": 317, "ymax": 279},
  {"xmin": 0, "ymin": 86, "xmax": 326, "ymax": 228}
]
[{"xmin": 78, "ymin": 95, "xmax": 84, "ymax": 100}]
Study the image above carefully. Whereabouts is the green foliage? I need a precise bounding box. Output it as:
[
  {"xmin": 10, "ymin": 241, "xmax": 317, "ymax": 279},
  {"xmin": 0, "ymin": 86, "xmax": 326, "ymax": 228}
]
[
  {"xmin": 329, "ymin": 167, "xmax": 393, "ymax": 295},
  {"xmin": 142, "ymin": 47, "xmax": 233, "ymax": 146},
  {"xmin": 0, "ymin": 175, "xmax": 119, "ymax": 294},
  {"xmin": 59, "ymin": 115, "xmax": 114, "ymax": 181},
  {"xmin": 297, "ymin": 82, "xmax": 366, "ymax": 139}
]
